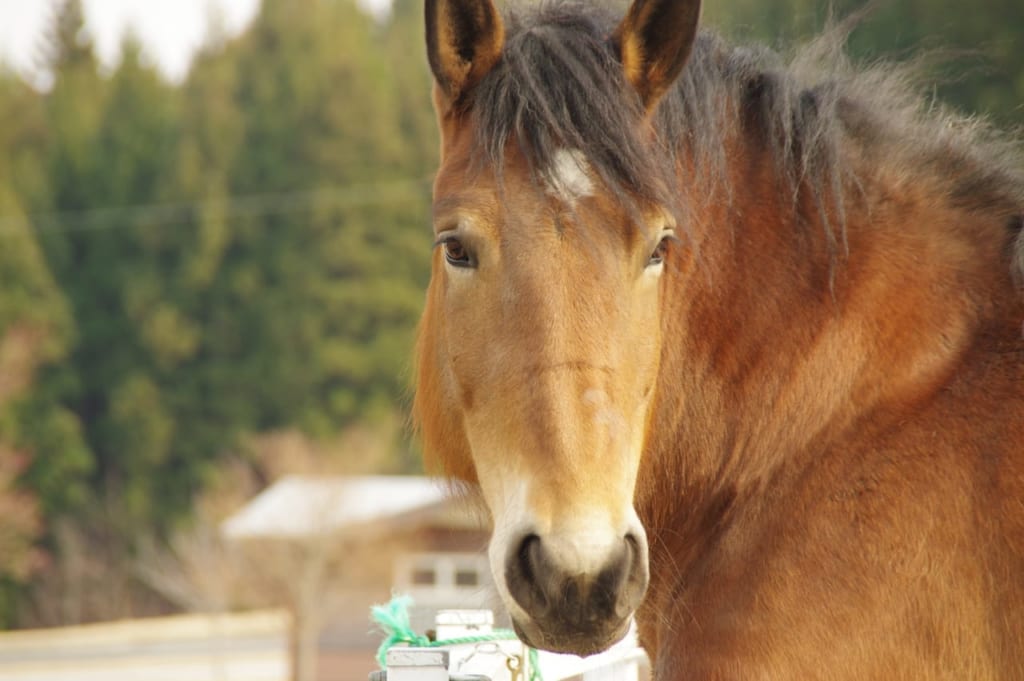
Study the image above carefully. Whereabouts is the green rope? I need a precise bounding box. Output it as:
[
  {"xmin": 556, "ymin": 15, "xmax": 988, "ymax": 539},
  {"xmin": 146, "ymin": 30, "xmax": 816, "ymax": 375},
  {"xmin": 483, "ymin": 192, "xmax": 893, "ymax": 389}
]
[{"xmin": 371, "ymin": 595, "xmax": 542, "ymax": 681}]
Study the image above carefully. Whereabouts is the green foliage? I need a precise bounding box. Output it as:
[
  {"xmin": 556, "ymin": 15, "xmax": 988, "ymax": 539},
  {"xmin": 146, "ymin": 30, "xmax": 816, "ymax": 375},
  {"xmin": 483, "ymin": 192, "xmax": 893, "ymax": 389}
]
[
  {"xmin": 41, "ymin": 0, "xmax": 97, "ymax": 76},
  {"xmin": 0, "ymin": 0, "xmax": 438, "ymax": 627},
  {"xmin": 704, "ymin": 0, "xmax": 1024, "ymax": 126},
  {"xmin": 0, "ymin": 99, "xmax": 82, "ymax": 626}
]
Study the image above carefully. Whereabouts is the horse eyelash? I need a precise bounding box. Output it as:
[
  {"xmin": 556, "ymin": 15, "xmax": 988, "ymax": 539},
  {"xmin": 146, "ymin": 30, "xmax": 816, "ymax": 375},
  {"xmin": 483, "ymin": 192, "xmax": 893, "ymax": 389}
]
[
  {"xmin": 656, "ymin": 233, "xmax": 683, "ymax": 252},
  {"xmin": 432, "ymin": 234, "xmax": 459, "ymax": 249}
]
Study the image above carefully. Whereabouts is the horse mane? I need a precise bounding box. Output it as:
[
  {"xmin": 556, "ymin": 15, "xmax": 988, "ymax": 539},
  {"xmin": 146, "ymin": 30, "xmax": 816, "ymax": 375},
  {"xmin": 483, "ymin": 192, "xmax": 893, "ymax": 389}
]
[{"xmin": 469, "ymin": 0, "xmax": 1024, "ymax": 278}]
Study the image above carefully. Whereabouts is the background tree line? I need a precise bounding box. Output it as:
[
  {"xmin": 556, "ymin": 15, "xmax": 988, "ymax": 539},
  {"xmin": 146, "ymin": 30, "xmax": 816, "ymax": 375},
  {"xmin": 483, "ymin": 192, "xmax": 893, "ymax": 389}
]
[{"xmin": 0, "ymin": 0, "xmax": 1019, "ymax": 629}]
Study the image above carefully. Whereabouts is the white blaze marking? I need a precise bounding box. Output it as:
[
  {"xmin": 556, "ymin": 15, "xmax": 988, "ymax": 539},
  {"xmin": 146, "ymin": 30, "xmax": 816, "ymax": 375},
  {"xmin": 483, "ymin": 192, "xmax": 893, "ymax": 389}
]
[
  {"xmin": 545, "ymin": 509, "xmax": 631, "ymax": 575},
  {"xmin": 547, "ymin": 148, "xmax": 594, "ymax": 203}
]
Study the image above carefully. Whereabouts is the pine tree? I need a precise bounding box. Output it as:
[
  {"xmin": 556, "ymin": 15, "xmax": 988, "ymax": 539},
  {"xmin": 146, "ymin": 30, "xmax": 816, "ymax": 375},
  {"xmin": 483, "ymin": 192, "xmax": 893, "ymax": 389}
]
[{"xmin": 0, "ymin": 71, "xmax": 83, "ymax": 625}]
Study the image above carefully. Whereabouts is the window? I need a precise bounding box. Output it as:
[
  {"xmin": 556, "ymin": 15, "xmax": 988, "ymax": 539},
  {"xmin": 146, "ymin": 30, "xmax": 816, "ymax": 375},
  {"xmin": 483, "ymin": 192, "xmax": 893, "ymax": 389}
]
[
  {"xmin": 396, "ymin": 553, "xmax": 489, "ymax": 595},
  {"xmin": 412, "ymin": 567, "xmax": 437, "ymax": 586},
  {"xmin": 454, "ymin": 568, "xmax": 479, "ymax": 587}
]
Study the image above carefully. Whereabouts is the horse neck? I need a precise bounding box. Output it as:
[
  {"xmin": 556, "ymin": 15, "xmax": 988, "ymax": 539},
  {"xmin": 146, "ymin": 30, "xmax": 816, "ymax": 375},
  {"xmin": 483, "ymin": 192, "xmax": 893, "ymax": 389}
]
[{"xmin": 637, "ymin": 129, "xmax": 1023, "ymax": 520}]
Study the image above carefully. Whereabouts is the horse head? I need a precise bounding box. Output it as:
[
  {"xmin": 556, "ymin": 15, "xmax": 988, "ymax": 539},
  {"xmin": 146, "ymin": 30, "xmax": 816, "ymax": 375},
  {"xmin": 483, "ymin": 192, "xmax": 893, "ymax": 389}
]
[{"xmin": 416, "ymin": 0, "xmax": 701, "ymax": 655}]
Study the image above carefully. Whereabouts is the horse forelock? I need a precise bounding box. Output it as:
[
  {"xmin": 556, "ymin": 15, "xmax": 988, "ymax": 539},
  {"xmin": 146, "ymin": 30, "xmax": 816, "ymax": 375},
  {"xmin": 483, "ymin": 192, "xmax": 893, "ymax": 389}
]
[{"xmin": 469, "ymin": 2, "xmax": 677, "ymax": 216}]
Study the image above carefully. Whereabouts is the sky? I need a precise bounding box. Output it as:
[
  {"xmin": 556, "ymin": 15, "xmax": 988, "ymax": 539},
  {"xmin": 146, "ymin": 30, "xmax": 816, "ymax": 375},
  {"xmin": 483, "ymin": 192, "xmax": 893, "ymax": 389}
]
[{"xmin": 0, "ymin": 0, "xmax": 387, "ymax": 87}]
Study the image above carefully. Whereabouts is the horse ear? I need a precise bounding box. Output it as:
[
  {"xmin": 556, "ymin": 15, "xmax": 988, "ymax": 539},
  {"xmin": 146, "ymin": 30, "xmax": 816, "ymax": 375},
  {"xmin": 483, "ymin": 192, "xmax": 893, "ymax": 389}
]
[
  {"xmin": 613, "ymin": 0, "xmax": 701, "ymax": 110},
  {"xmin": 425, "ymin": 0, "xmax": 505, "ymax": 111}
]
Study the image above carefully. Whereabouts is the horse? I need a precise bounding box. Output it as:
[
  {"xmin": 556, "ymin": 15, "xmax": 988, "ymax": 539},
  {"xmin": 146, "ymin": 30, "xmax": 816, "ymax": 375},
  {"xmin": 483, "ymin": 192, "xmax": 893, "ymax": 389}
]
[{"xmin": 413, "ymin": 0, "xmax": 1024, "ymax": 677}]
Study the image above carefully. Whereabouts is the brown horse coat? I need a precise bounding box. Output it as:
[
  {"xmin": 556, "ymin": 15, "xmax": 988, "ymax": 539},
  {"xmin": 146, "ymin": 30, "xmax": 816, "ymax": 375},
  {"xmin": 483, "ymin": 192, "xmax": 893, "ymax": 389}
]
[{"xmin": 416, "ymin": 0, "xmax": 1024, "ymax": 677}]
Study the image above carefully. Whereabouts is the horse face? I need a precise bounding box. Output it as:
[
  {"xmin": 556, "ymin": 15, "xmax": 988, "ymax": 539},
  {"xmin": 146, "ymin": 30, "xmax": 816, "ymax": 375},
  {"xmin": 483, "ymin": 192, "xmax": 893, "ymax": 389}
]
[
  {"xmin": 419, "ymin": 0, "xmax": 699, "ymax": 656},
  {"xmin": 427, "ymin": 131, "xmax": 670, "ymax": 654}
]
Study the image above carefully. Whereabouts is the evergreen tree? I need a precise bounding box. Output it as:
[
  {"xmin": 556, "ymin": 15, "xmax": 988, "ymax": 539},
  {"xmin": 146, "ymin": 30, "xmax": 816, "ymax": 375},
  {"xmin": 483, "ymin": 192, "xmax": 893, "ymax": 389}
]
[
  {"xmin": 76, "ymin": 33, "xmax": 186, "ymax": 534},
  {"xmin": 0, "ymin": 72, "xmax": 82, "ymax": 625},
  {"xmin": 189, "ymin": 0, "xmax": 433, "ymax": 443},
  {"xmin": 29, "ymin": 0, "xmax": 107, "ymax": 529}
]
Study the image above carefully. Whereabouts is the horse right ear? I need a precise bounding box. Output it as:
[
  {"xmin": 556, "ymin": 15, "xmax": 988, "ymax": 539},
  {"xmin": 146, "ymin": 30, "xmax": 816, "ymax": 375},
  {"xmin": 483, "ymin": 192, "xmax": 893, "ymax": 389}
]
[
  {"xmin": 613, "ymin": 0, "xmax": 701, "ymax": 111},
  {"xmin": 425, "ymin": 0, "xmax": 505, "ymax": 112}
]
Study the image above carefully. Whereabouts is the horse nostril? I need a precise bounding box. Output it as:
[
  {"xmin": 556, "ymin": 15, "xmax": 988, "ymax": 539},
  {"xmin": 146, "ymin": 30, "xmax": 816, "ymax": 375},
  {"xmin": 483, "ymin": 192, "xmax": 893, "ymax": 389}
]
[
  {"xmin": 591, "ymin": 538, "xmax": 635, "ymax": 616},
  {"xmin": 518, "ymin": 533, "xmax": 541, "ymax": 582},
  {"xmin": 618, "ymin": 531, "xmax": 649, "ymax": 617},
  {"xmin": 507, "ymin": 533, "xmax": 550, "ymax": 615},
  {"xmin": 623, "ymin": 531, "xmax": 642, "ymax": 570}
]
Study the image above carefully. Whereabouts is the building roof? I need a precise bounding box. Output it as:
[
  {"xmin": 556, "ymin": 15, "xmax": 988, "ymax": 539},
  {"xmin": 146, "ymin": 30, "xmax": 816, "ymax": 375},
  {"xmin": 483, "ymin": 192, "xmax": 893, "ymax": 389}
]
[{"xmin": 221, "ymin": 475, "xmax": 483, "ymax": 540}]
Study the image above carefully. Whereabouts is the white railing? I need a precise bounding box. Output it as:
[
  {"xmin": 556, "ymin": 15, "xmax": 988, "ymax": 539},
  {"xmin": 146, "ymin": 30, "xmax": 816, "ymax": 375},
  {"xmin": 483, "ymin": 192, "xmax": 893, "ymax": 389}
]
[
  {"xmin": 374, "ymin": 610, "xmax": 648, "ymax": 681},
  {"xmin": 0, "ymin": 610, "xmax": 290, "ymax": 681}
]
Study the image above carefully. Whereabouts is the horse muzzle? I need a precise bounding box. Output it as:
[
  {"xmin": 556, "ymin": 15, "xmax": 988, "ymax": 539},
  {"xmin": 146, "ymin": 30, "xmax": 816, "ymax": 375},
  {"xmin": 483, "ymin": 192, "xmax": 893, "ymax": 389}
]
[{"xmin": 503, "ymin": 527, "xmax": 649, "ymax": 656}]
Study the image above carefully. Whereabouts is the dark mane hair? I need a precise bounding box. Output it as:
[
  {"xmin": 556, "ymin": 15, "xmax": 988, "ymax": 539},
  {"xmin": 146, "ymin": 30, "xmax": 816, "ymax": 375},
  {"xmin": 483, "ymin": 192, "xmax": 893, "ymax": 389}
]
[
  {"xmin": 469, "ymin": 0, "xmax": 1024, "ymax": 274},
  {"xmin": 472, "ymin": 3, "xmax": 664, "ymax": 204}
]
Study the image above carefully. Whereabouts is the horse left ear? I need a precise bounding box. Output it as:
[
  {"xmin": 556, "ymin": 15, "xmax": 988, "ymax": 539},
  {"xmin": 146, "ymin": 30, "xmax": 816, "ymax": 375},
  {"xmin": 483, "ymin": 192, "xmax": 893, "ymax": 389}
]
[
  {"xmin": 425, "ymin": 0, "xmax": 505, "ymax": 112},
  {"xmin": 613, "ymin": 0, "xmax": 702, "ymax": 111}
]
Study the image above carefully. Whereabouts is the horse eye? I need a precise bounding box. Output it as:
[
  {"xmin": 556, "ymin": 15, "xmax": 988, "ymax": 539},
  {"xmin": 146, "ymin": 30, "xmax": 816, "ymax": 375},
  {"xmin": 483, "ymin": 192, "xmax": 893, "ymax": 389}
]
[
  {"xmin": 442, "ymin": 238, "xmax": 473, "ymax": 268},
  {"xmin": 647, "ymin": 236, "xmax": 672, "ymax": 267}
]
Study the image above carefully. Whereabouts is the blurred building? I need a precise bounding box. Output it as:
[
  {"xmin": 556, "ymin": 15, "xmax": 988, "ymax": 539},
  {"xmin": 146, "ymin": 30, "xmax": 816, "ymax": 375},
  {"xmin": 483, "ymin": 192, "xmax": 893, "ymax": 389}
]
[{"xmin": 221, "ymin": 475, "xmax": 498, "ymax": 681}]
